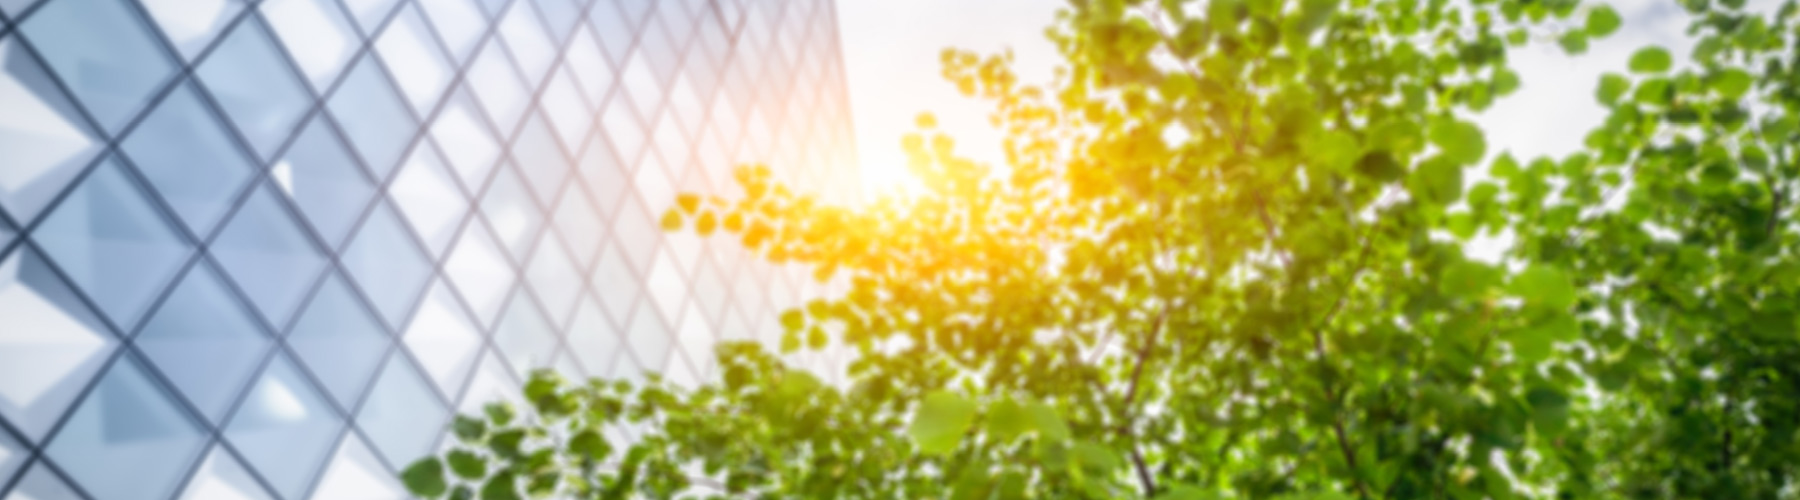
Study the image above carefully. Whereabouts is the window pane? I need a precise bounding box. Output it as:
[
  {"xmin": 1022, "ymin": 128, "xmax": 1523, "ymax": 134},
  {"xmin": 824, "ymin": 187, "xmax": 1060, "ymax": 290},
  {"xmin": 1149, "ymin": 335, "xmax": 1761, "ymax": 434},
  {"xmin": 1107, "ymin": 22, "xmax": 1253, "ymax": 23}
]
[
  {"xmin": 645, "ymin": 249, "xmax": 685, "ymax": 326},
  {"xmin": 511, "ymin": 111, "xmax": 571, "ymax": 204},
  {"xmin": 599, "ymin": 93, "xmax": 646, "ymax": 168},
  {"xmin": 21, "ymin": 0, "xmax": 177, "ymax": 134},
  {"xmin": 388, "ymin": 142, "xmax": 469, "ymax": 258},
  {"xmin": 443, "ymin": 220, "xmax": 513, "ymax": 328},
  {"xmin": 33, "ymin": 158, "xmax": 193, "ymax": 329},
  {"xmin": 122, "ymin": 82, "xmax": 256, "ymax": 236},
  {"xmin": 224, "ymin": 355, "xmax": 343, "ymax": 500},
  {"xmin": 403, "ymin": 279, "xmax": 481, "ymax": 396},
  {"xmin": 308, "ymin": 432, "xmax": 406, "ymax": 499},
  {"xmin": 550, "ymin": 184, "xmax": 601, "ymax": 270},
  {"xmin": 588, "ymin": 239, "xmax": 639, "ymax": 331},
  {"xmin": 177, "ymin": 445, "xmax": 276, "ymax": 500},
  {"xmin": 326, "ymin": 55, "xmax": 417, "ymax": 181},
  {"xmin": 197, "ymin": 18, "xmax": 312, "ymax": 161},
  {"xmin": 429, "ymin": 89, "xmax": 502, "ymax": 188},
  {"xmin": 45, "ymin": 355, "xmax": 207, "ymax": 500},
  {"xmin": 624, "ymin": 302, "xmax": 670, "ymax": 371},
  {"xmin": 478, "ymin": 163, "xmax": 543, "ymax": 262},
  {"xmin": 525, "ymin": 233, "xmax": 580, "ymax": 326},
  {"xmin": 539, "ymin": 66, "xmax": 592, "ymax": 151},
  {"xmin": 620, "ymin": 52, "xmax": 662, "ymax": 119},
  {"xmin": 585, "ymin": 1, "xmax": 634, "ymax": 64},
  {"xmin": 259, "ymin": 0, "xmax": 357, "ymax": 90},
  {"xmin": 0, "ymin": 430, "xmax": 23, "ymax": 493},
  {"xmin": 564, "ymin": 296, "xmax": 619, "ymax": 376},
  {"xmin": 272, "ymin": 116, "xmax": 376, "ymax": 248},
  {"xmin": 494, "ymin": 294, "xmax": 555, "ymax": 378},
  {"xmin": 340, "ymin": 201, "xmax": 432, "ymax": 329},
  {"xmin": 135, "ymin": 262, "xmax": 271, "ymax": 425},
  {"xmin": 374, "ymin": 4, "xmax": 451, "ymax": 116},
  {"xmin": 465, "ymin": 40, "xmax": 529, "ymax": 136},
  {"xmin": 0, "ymin": 38, "xmax": 103, "ymax": 225},
  {"xmin": 137, "ymin": 0, "xmax": 245, "ymax": 62},
  {"xmin": 417, "ymin": 0, "xmax": 484, "ymax": 63},
  {"xmin": 564, "ymin": 26, "xmax": 612, "ymax": 106},
  {"xmin": 209, "ymin": 184, "xmax": 328, "ymax": 328},
  {"xmin": 611, "ymin": 194, "xmax": 658, "ymax": 273},
  {"xmin": 579, "ymin": 131, "xmax": 628, "ymax": 219},
  {"xmin": 354, "ymin": 355, "xmax": 447, "ymax": 467},
  {"xmin": 530, "ymin": 0, "xmax": 579, "ymax": 43},
  {"xmin": 339, "ymin": 0, "xmax": 399, "ymax": 34},
  {"xmin": 496, "ymin": 1, "xmax": 554, "ymax": 85},
  {"xmin": 287, "ymin": 273, "xmax": 388, "ymax": 409},
  {"xmin": 7, "ymin": 461, "xmax": 83, "ymax": 500},
  {"xmin": 0, "ymin": 247, "xmax": 116, "ymax": 443}
]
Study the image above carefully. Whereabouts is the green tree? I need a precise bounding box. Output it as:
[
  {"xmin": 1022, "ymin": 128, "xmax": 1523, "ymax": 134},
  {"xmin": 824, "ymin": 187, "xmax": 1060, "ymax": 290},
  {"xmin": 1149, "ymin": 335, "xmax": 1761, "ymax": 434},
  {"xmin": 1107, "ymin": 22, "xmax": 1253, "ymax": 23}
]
[{"xmin": 402, "ymin": 0, "xmax": 1800, "ymax": 498}]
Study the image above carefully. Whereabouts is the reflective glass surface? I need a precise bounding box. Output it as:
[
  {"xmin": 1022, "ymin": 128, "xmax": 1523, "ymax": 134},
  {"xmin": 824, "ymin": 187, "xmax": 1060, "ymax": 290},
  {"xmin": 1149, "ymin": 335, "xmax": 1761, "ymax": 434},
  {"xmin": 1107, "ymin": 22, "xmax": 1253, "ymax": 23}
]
[
  {"xmin": 223, "ymin": 355, "xmax": 342, "ymax": 499},
  {"xmin": 135, "ymin": 263, "xmax": 270, "ymax": 424},
  {"xmin": 209, "ymin": 184, "xmax": 327, "ymax": 328},
  {"xmin": 196, "ymin": 18, "xmax": 312, "ymax": 160},
  {"xmin": 493, "ymin": 294, "xmax": 555, "ymax": 378},
  {"xmin": 45, "ymin": 355, "xmax": 207, "ymax": 500},
  {"xmin": 373, "ymin": 4, "xmax": 450, "ymax": 116},
  {"xmin": 259, "ymin": 0, "xmax": 356, "ymax": 90},
  {"xmin": 340, "ymin": 201, "xmax": 431, "ymax": 328},
  {"xmin": 21, "ymin": 0, "xmax": 177, "ymax": 134},
  {"xmin": 354, "ymin": 355, "xmax": 446, "ymax": 467},
  {"xmin": 306, "ymin": 434, "xmax": 405, "ymax": 500},
  {"xmin": 137, "ymin": 0, "xmax": 245, "ymax": 61},
  {"xmin": 286, "ymin": 273, "xmax": 388, "ymax": 409},
  {"xmin": 122, "ymin": 82, "xmax": 256, "ymax": 236},
  {"xmin": 178, "ymin": 445, "xmax": 275, "ymax": 500},
  {"xmin": 273, "ymin": 116, "xmax": 376, "ymax": 248},
  {"xmin": 388, "ymin": 143, "xmax": 468, "ymax": 258},
  {"xmin": 326, "ymin": 55, "xmax": 415, "ymax": 181},
  {"xmin": 0, "ymin": 247, "xmax": 116, "ymax": 443},
  {"xmin": 33, "ymin": 158, "xmax": 192, "ymax": 329},
  {"xmin": 403, "ymin": 279, "xmax": 482, "ymax": 397},
  {"xmin": 0, "ymin": 38, "xmax": 103, "ymax": 227}
]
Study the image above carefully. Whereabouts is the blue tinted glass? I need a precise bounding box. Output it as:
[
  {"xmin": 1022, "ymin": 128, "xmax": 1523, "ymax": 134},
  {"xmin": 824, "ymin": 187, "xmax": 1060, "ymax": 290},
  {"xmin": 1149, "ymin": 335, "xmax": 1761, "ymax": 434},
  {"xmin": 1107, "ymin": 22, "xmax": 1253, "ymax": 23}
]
[
  {"xmin": 472, "ymin": 0, "xmax": 504, "ymax": 17},
  {"xmin": 0, "ymin": 425, "xmax": 23, "ymax": 486},
  {"xmin": 46, "ymin": 355, "xmax": 207, "ymax": 500},
  {"xmin": 0, "ymin": 38, "xmax": 104, "ymax": 226},
  {"xmin": 274, "ymin": 116, "xmax": 376, "ymax": 248},
  {"xmin": 197, "ymin": 18, "xmax": 312, "ymax": 161},
  {"xmin": 339, "ymin": 0, "xmax": 400, "ymax": 34},
  {"xmin": 121, "ymin": 82, "xmax": 256, "ymax": 236},
  {"xmin": 354, "ymin": 355, "xmax": 447, "ymax": 467},
  {"xmin": 429, "ymin": 88, "xmax": 502, "ymax": 188},
  {"xmin": 341, "ymin": 201, "xmax": 432, "ymax": 329},
  {"xmin": 478, "ymin": 163, "xmax": 544, "ymax": 262},
  {"xmin": 136, "ymin": 0, "xmax": 246, "ymax": 61},
  {"xmin": 585, "ymin": 2, "xmax": 633, "ymax": 65},
  {"xmin": 496, "ymin": 1, "xmax": 554, "ymax": 85},
  {"xmin": 33, "ymin": 158, "xmax": 193, "ymax": 329},
  {"xmin": 135, "ymin": 262, "xmax": 271, "ymax": 425},
  {"xmin": 389, "ymin": 143, "xmax": 469, "ymax": 258},
  {"xmin": 224, "ymin": 355, "xmax": 343, "ymax": 500},
  {"xmin": 416, "ymin": 0, "xmax": 485, "ymax": 64},
  {"xmin": 327, "ymin": 55, "xmax": 416, "ymax": 181},
  {"xmin": 531, "ymin": 0, "xmax": 578, "ymax": 42},
  {"xmin": 287, "ymin": 273, "xmax": 389, "ymax": 409},
  {"xmin": 178, "ymin": 446, "xmax": 275, "ymax": 500},
  {"xmin": 495, "ymin": 294, "xmax": 555, "ymax": 377},
  {"xmin": 0, "ymin": 247, "xmax": 117, "ymax": 443},
  {"xmin": 402, "ymin": 280, "xmax": 483, "ymax": 397},
  {"xmin": 465, "ymin": 40, "xmax": 529, "ymax": 136},
  {"xmin": 20, "ymin": 0, "xmax": 177, "ymax": 134},
  {"xmin": 374, "ymin": 4, "xmax": 452, "ymax": 116},
  {"xmin": 511, "ymin": 112, "xmax": 571, "ymax": 203},
  {"xmin": 442, "ymin": 219, "xmax": 514, "ymax": 328},
  {"xmin": 6, "ymin": 462, "xmax": 83, "ymax": 500},
  {"xmin": 209, "ymin": 184, "xmax": 328, "ymax": 328}
]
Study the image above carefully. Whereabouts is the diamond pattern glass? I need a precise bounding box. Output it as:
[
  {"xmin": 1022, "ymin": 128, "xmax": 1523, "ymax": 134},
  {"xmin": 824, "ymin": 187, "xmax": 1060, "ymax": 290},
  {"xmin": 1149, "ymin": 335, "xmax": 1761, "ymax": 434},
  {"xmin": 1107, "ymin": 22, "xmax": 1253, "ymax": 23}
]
[
  {"xmin": 1, "ymin": 0, "xmax": 861, "ymax": 496},
  {"xmin": 45, "ymin": 354, "xmax": 207, "ymax": 500},
  {"xmin": 33, "ymin": 158, "xmax": 193, "ymax": 329}
]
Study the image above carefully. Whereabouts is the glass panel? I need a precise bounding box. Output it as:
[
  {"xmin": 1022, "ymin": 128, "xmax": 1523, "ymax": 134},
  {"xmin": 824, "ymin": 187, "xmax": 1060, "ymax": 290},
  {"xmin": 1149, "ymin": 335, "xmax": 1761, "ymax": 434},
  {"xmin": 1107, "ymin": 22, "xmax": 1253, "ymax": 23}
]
[
  {"xmin": 223, "ymin": 355, "xmax": 343, "ymax": 500},
  {"xmin": 478, "ymin": 163, "xmax": 543, "ymax": 262},
  {"xmin": 676, "ymin": 303, "xmax": 714, "ymax": 377},
  {"xmin": 44, "ymin": 355, "xmax": 207, "ymax": 500},
  {"xmin": 388, "ymin": 143, "xmax": 468, "ymax": 258},
  {"xmin": 259, "ymin": 0, "xmax": 357, "ymax": 90},
  {"xmin": 648, "ymin": 123, "xmax": 687, "ymax": 195},
  {"xmin": 530, "ymin": 0, "xmax": 578, "ymax": 43},
  {"xmin": 636, "ymin": 15, "xmax": 678, "ymax": 85},
  {"xmin": 305, "ymin": 434, "xmax": 405, "ymax": 500},
  {"xmin": 403, "ymin": 279, "xmax": 481, "ymax": 397},
  {"xmin": 326, "ymin": 55, "xmax": 416, "ymax": 182},
  {"xmin": 197, "ymin": 18, "xmax": 312, "ymax": 161},
  {"xmin": 599, "ymin": 93, "xmax": 645, "ymax": 168},
  {"xmin": 429, "ymin": 89, "xmax": 502, "ymax": 188},
  {"xmin": 33, "ymin": 158, "xmax": 193, "ymax": 328},
  {"xmin": 645, "ymin": 249, "xmax": 685, "ymax": 326},
  {"xmin": 339, "ymin": 0, "xmax": 399, "ymax": 34},
  {"xmin": 272, "ymin": 116, "xmax": 376, "ymax": 248},
  {"xmin": 373, "ymin": 4, "xmax": 451, "ymax": 116},
  {"xmin": 341, "ymin": 201, "xmax": 432, "ymax": 328},
  {"xmin": 524, "ymin": 234, "xmax": 579, "ymax": 327},
  {"xmin": 511, "ymin": 112, "xmax": 571, "ymax": 205},
  {"xmin": 0, "ymin": 431, "xmax": 20, "ymax": 489},
  {"xmin": 0, "ymin": 247, "xmax": 115, "ymax": 444},
  {"xmin": 564, "ymin": 26, "xmax": 612, "ymax": 106},
  {"xmin": 624, "ymin": 304, "xmax": 669, "ymax": 371},
  {"xmin": 539, "ymin": 67, "xmax": 591, "ymax": 152},
  {"xmin": 455, "ymin": 350, "xmax": 517, "ymax": 413},
  {"xmin": 550, "ymin": 185, "xmax": 600, "ymax": 270},
  {"xmin": 135, "ymin": 262, "xmax": 270, "ymax": 425},
  {"xmin": 465, "ymin": 40, "xmax": 529, "ymax": 136},
  {"xmin": 354, "ymin": 355, "xmax": 447, "ymax": 467},
  {"xmin": 587, "ymin": 240, "xmax": 638, "ymax": 337},
  {"xmin": 551, "ymin": 350, "xmax": 583, "ymax": 379},
  {"xmin": 579, "ymin": 132, "xmax": 627, "ymax": 219},
  {"xmin": 471, "ymin": 0, "xmax": 504, "ymax": 17},
  {"xmin": 20, "ymin": 0, "xmax": 177, "ymax": 134},
  {"xmin": 137, "ymin": 0, "xmax": 243, "ymax": 62},
  {"xmin": 692, "ymin": 255, "xmax": 728, "ymax": 325},
  {"xmin": 416, "ymin": 0, "xmax": 484, "ymax": 64},
  {"xmin": 620, "ymin": 53, "xmax": 661, "ymax": 119},
  {"xmin": 585, "ymin": 1, "xmax": 634, "ymax": 64},
  {"xmin": 209, "ymin": 184, "xmax": 328, "ymax": 328},
  {"xmin": 287, "ymin": 273, "xmax": 388, "ymax": 409},
  {"xmin": 611, "ymin": 194, "xmax": 658, "ymax": 272},
  {"xmin": 0, "ymin": 38, "xmax": 103, "ymax": 226},
  {"xmin": 495, "ymin": 294, "xmax": 556, "ymax": 378},
  {"xmin": 495, "ymin": 1, "xmax": 553, "ymax": 85},
  {"xmin": 122, "ymin": 82, "xmax": 256, "ymax": 236},
  {"xmin": 178, "ymin": 445, "xmax": 275, "ymax": 500},
  {"xmin": 443, "ymin": 220, "xmax": 513, "ymax": 328},
  {"xmin": 5, "ymin": 462, "xmax": 82, "ymax": 500},
  {"xmin": 563, "ymin": 296, "xmax": 618, "ymax": 377}
]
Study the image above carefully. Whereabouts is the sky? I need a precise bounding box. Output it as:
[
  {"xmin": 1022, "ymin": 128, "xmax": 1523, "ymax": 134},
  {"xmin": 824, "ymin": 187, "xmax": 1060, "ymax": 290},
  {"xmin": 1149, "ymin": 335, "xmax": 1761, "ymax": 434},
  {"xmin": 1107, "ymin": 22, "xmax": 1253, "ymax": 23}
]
[{"xmin": 833, "ymin": 0, "xmax": 1744, "ymax": 198}]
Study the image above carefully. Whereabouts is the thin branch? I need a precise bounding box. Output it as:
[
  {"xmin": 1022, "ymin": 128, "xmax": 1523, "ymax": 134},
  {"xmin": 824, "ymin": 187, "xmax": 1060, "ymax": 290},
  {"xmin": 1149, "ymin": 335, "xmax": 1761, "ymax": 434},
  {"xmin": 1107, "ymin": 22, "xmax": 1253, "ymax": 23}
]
[{"xmin": 1121, "ymin": 306, "xmax": 1170, "ymax": 498}]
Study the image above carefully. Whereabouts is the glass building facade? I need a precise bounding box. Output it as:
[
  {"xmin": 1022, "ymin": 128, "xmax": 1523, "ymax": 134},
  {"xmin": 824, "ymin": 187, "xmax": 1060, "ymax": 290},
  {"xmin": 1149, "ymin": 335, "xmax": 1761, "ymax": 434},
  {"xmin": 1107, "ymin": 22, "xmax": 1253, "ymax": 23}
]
[{"xmin": 0, "ymin": 0, "xmax": 857, "ymax": 497}]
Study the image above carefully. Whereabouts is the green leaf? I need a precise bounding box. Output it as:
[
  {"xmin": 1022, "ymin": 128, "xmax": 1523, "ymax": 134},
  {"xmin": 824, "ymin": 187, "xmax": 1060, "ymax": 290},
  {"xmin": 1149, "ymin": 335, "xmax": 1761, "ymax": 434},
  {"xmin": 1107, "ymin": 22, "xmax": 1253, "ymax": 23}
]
[
  {"xmin": 568, "ymin": 430, "xmax": 612, "ymax": 461},
  {"xmin": 401, "ymin": 458, "xmax": 449, "ymax": 498},
  {"xmin": 1428, "ymin": 118, "xmax": 1486, "ymax": 165},
  {"xmin": 1710, "ymin": 68, "xmax": 1752, "ymax": 99},
  {"xmin": 447, "ymin": 449, "xmax": 487, "ymax": 480},
  {"xmin": 1511, "ymin": 265, "xmax": 1576, "ymax": 311},
  {"xmin": 1526, "ymin": 385, "xmax": 1571, "ymax": 435},
  {"xmin": 1628, "ymin": 47, "xmax": 1672, "ymax": 73},
  {"xmin": 1026, "ymin": 401, "xmax": 1070, "ymax": 441},
  {"xmin": 985, "ymin": 397, "xmax": 1032, "ymax": 442},
  {"xmin": 1155, "ymin": 484, "xmax": 1218, "ymax": 500},
  {"xmin": 1306, "ymin": 129, "xmax": 1361, "ymax": 173},
  {"xmin": 1596, "ymin": 73, "xmax": 1630, "ymax": 106},
  {"xmin": 1072, "ymin": 440, "xmax": 1122, "ymax": 471},
  {"xmin": 1584, "ymin": 5, "xmax": 1621, "ymax": 37},
  {"xmin": 483, "ymin": 402, "xmax": 515, "ymax": 427},
  {"xmin": 1557, "ymin": 30, "xmax": 1589, "ymax": 54},
  {"xmin": 451, "ymin": 415, "xmax": 488, "ymax": 442},
  {"xmin": 909, "ymin": 391, "xmax": 978, "ymax": 455},
  {"xmin": 479, "ymin": 471, "xmax": 521, "ymax": 500}
]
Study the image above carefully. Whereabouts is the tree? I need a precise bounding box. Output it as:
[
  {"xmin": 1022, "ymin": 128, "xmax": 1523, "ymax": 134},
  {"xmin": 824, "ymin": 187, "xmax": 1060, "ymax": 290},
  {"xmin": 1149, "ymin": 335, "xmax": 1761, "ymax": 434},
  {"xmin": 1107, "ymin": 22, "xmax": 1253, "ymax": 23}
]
[{"xmin": 401, "ymin": 0, "xmax": 1800, "ymax": 498}]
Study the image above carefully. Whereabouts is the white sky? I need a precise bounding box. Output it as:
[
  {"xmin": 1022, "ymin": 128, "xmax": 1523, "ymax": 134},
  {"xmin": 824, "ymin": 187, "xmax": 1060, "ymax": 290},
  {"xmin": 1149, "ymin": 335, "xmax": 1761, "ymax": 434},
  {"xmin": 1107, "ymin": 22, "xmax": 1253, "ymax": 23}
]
[{"xmin": 833, "ymin": 0, "xmax": 1744, "ymax": 197}]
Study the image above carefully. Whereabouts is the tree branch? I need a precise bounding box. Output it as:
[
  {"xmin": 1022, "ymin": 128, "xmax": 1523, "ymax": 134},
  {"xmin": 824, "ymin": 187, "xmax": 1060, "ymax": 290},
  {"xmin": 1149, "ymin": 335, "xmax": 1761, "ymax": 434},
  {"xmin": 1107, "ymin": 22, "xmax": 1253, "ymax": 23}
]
[{"xmin": 1121, "ymin": 306, "xmax": 1170, "ymax": 498}]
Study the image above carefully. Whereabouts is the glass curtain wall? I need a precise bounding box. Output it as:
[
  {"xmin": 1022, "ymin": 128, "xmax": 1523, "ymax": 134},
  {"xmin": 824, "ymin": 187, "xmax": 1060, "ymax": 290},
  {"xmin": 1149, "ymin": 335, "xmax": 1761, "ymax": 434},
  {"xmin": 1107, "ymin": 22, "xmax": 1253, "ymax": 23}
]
[{"xmin": 0, "ymin": 0, "xmax": 858, "ymax": 497}]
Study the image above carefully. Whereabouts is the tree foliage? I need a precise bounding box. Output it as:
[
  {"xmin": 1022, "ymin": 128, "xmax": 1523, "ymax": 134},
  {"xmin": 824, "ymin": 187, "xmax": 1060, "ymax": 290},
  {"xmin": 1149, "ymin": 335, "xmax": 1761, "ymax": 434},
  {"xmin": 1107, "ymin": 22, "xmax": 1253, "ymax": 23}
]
[{"xmin": 404, "ymin": 0, "xmax": 1800, "ymax": 498}]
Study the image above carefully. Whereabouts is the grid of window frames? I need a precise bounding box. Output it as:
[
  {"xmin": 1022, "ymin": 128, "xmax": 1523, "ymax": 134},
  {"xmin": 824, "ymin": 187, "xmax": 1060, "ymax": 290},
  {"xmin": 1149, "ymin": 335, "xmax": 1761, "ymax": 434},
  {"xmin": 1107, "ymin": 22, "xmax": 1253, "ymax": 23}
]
[{"xmin": 0, "ymin": 0, "xmax": 858, "ymax": 497}]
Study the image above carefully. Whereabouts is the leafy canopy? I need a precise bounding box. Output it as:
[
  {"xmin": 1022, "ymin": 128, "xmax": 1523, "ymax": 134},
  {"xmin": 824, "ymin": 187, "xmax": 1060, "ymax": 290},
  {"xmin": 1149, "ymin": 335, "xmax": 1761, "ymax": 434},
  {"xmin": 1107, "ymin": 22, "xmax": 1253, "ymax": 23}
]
[{"xmin": 404, "ymin": 0, "xmax": 1800, "ymax": 498}]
